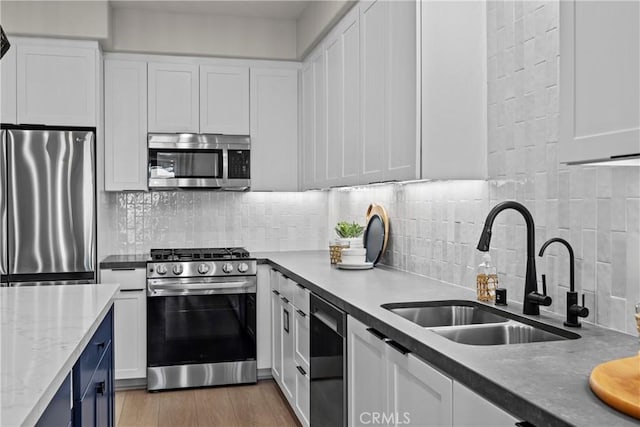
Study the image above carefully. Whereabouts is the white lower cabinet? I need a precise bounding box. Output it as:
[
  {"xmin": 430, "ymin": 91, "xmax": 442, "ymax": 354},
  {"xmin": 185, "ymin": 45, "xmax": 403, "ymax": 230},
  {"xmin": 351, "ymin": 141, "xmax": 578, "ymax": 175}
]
[
  {"xmin": 269, "ymin": 268, "xmax": 310, "ymax": 427},
  {"xmin": 452, "ymin": 382, "xmax": 519, "ymax": 427},
  {"xmin": 280, "ymin": 299, "xmax": 296, "ymax": 401},
  {"xmin": 100, "ymin": 268, "xmax": 147, "ymax": 380},
  {"xmin": 348, "ymin": 315, "xmax": 453, "ymax": 427},
  {"xmin": 270, "ymin": 270, "xmax": 282, "ymax": 384}
]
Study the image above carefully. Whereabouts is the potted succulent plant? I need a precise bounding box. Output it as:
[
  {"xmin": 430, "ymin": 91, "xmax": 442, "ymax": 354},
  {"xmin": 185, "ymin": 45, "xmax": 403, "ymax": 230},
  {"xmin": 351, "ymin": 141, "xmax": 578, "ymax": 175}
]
[{"xmin": 335, "ymin": 221, "xmax": 365, "ymax": 248}]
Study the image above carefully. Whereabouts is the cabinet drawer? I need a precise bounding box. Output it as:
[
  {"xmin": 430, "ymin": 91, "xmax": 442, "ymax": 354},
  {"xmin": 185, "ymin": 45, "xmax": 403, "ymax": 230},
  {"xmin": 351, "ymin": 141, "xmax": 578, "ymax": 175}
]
[
  {"xmin": 293, "ymin": 284, "xmax": 310, "ymax": 313},
  {"xmin": 101, "ymin": 268, "xmax": 146, "ymax": 291},
  {"xmin": 280, "ymin": 276, "xmax": 296, "ymax": 303},
  {"xmin": 294, "ymin": 309, "xmax": 310, "ymax": 372},
  {"xmin": 75, "ymin": 308, "xmax": 113, "ymax": 399},
  {"xmin": 270, "ymin": 269, "xmax": 280, "ymax": 293}
]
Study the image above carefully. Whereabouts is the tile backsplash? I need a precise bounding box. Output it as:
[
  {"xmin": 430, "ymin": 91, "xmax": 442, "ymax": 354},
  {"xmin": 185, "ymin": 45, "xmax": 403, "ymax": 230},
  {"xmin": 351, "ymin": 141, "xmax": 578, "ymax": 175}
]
[
  {"xmin": 98, "ymin": 191, "xmax": 329, "ymax": 258},
  {"xmin": 100, "ymin": 0, "xmax": 639, "ymax": 336}
]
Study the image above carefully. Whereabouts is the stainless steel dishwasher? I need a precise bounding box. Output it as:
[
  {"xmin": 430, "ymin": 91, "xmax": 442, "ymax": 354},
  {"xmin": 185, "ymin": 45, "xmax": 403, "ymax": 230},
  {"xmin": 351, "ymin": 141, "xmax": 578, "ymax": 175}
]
[{"xmin": 310, "ymin": 293, "xmax": 347, "ymax": 427}]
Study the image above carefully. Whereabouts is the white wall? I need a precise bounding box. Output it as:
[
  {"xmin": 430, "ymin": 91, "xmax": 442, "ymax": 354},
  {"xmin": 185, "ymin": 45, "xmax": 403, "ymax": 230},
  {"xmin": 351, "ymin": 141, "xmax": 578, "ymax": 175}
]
[
  {"xmin": 104, "ymin": 7, "xmax": 298, "ymax": 60},
  {"xmin": 296, "ymin": 0, "xmax": 355, "ymax": 58},
  {"xmin": 0, "ymin": 0, "xmax": 109, "ymax": 40}
]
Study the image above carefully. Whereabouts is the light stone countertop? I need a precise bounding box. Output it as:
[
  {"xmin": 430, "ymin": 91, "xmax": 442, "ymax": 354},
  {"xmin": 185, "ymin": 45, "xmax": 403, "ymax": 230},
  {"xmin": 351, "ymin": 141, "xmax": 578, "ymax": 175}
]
[
  {"xmin": 0, "ymin": 283, "xmax": 120, "ymax": 427},
  {"xmin": 256, "ymin": 251, "xmax": 639, "ymax": 427}
]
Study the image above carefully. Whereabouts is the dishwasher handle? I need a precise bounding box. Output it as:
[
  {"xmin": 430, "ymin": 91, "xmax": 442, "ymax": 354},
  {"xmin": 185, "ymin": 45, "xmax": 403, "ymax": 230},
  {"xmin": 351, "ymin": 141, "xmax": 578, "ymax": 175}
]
[{"xmin": 310, "ymin": 293, "xmax": 346, "ymax": 337}]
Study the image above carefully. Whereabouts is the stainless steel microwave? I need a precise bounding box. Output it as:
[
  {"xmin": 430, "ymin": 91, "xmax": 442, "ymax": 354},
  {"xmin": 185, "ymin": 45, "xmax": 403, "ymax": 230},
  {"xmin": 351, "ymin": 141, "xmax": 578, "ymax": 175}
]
[{"xmin": 148, "ymin": 133, "xmax": 250, "ymax": 190}]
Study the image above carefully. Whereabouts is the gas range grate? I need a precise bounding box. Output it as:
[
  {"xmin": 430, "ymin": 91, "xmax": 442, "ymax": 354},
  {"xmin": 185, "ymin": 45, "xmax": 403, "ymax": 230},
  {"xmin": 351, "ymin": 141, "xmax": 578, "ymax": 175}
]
[{"xmin": 150, "ymin": 247, "xmax": 250, "ymax": 261}]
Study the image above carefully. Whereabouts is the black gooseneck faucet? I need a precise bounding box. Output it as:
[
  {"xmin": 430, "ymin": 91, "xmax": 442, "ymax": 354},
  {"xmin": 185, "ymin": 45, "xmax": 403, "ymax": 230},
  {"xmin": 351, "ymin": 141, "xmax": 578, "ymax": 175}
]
[
  {"xmin": 477, "ymin": 201, "xmax": 551, "ymax": 315},
  {"xmin": 538, "ymin": 237, "xmax": 589, "ymax": 327}
]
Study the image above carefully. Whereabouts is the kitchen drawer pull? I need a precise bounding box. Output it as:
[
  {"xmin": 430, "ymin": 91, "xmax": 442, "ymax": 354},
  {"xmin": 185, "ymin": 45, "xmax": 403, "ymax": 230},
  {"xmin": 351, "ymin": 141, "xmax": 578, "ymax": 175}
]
[
  {"xmin": 366, "ymin": 327, "xmax": 388, "ymax": 341},
  {"xmin": 386, "ymin": 340, "xmax": 411, "ymax": 355},
  {"xmin": 296, "ymin": 283, "xmax": 305, "ymax": 290},
  {"xmin": 120, "ymin": 288, "xmax": 144, "ymax": 292},
  {"xmin": 296, "ymin": 365, "xmax": 307, "ymax": 376},
  {"xmin": 96, "ymin": 381, "xmax": 106, "ymax": 396},
  {"xmin": 296, "ymin": 309, "xmax": 306, "ymax": 318},
  {"xmin": 272, "ymin": 290, "xmax": 280, "ymax": 296},
  {"xmin": 281, "ymin": 296, "xmax": 289, "ymax": 304},
  {"xmin": 110, "ymin": 267, "xmax": 135, "ymax": 271},
  {"xmin": 514, "ymin": 422, "xmax": 534, "ymax": 427},
  {"xmin": 96, "ymin": 341, "xmax": 106, "ymax": 350}
]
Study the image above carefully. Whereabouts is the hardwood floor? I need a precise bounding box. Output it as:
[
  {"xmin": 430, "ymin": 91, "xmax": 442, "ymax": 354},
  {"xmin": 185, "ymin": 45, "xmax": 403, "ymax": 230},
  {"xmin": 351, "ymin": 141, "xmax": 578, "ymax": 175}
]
[{"xmin": 115, "ymin": 380, "xmax": 300, "ymax": 427}]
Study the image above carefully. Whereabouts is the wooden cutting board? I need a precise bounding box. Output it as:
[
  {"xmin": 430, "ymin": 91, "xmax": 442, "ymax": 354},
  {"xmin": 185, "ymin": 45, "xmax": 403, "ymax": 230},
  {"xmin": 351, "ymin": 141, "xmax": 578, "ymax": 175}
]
[
  {"xmin": 589, "ymin": 354, "xmax": 640, "ymax": 419},
  {"xmin": 365, "ymin": 204, "xmax": 389, "ymax": 257}
]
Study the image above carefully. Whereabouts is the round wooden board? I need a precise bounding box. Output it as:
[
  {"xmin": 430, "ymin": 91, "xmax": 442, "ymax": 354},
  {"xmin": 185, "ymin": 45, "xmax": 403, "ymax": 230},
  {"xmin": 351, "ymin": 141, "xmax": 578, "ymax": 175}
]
[
  {"xmin": 365, "ymin": 204, "xmax": 389, "ymax": 259},
  {"xmin": 589, "ymin": 354, "xmax": 640, "ymax": 419}
]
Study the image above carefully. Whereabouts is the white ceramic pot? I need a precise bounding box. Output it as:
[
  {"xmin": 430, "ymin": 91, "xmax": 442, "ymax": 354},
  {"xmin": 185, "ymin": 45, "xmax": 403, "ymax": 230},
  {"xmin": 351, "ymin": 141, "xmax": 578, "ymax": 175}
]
[{"xmin": 337, "ymin": 237, "xmax": 364, "ymax": 248}]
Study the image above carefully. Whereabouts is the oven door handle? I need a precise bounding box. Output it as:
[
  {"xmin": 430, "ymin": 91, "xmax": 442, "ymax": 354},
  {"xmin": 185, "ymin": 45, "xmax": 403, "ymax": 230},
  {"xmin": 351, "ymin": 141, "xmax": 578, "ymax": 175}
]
[{"xmin": 147, "ymin": 279, "xmax": 256, "ymax": 297}]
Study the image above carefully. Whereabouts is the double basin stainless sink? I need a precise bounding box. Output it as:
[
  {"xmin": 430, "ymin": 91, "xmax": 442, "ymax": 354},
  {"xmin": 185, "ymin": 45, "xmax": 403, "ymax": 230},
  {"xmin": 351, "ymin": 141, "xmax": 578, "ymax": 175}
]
[{"xmin": 382, "ymin": 300, "xmax": 580, "ymax": 345}]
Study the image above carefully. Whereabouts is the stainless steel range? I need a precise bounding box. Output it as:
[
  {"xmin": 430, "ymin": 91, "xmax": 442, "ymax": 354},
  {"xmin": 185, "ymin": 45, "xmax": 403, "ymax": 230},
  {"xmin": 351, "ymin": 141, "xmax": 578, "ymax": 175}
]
[{"xmin": 146, "ymin": 248, "xmax": 257, "ymax": 391}]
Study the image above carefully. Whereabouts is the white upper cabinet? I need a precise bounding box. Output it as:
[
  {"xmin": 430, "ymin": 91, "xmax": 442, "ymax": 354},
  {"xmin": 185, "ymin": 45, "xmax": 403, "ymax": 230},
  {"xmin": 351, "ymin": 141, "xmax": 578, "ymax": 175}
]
[
  {"xmin": 148, "ymin": 62, "xmax": 199, "ymax": 133},
  {"xmin": 200, "ymin": 65, "xmax": 249, "ymax": 134},
  {"xmin": 250, "ymin": 68, "xmax": 298, "ymax": 191},
  {"xmin": 301, "ymin": 59, "xmax": 317, "ymax": 190},
  {"xmin": 312, "ymin": 52, "xmax": 327, "ymax": 187},
  {"xmin": 16, "ymin": 40, "xmax": 98, "ymax": 126},
  {"xmin": 302, "ymin": 0, "xmax": 418, "ymax": 189},
  {"xmin": 559, "ymin": 0, "xmax": 640, "ymax": 164},
  {"xmin": 0, "ymin": 44, "xmax": 17, "ymax": 124},
  {"xmin": 384, "ymin": 0, "xmax": 418, "ymax": 182},
  {"xmin": 360, "ymin": 0, "xmax": 387, "ymax": 184},
  {"xmin": 104, "ymin": 59, "xmax": 148, "ymax": 191},
  {"xmin": 325, "ymin": 7, "xmax": 361, "ymax": 187},
  {"xmin": 421, "ymin": 0, "xmax": 487, "ymax": 179}
]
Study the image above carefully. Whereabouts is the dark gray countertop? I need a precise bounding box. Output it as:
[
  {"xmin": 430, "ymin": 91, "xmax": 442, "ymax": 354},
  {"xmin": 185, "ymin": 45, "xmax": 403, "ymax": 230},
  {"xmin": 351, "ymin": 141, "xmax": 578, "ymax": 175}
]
[
  {"xmin": 99, "ymin": 254, "xmax": 149, "ymax": 269},
  {"xmin": 255, "ymin": 250, "xmax": 639, "ymax": 427}
]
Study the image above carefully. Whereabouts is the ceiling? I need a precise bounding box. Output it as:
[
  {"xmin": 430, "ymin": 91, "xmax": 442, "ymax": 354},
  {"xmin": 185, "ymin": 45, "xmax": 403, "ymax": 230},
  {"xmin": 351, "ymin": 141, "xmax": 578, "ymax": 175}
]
[{"xmin": 109, "ymin": 0, "xmax": 309, "ymax": 20}]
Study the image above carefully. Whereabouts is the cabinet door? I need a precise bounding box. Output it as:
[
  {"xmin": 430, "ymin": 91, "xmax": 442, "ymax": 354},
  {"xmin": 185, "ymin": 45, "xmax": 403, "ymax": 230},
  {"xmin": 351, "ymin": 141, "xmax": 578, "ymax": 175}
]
[
  {"xmin": 301, "ymin": 60, "xmax": 316, "ymax": 190},
  {"xmin": 325, "ymin": 7, "xmax": 361, "ymax": 187},
  {"xmin": 385, "ymin": 0, "xmax": 417, "ymax": 182},
  {"xmin": 256, "ymin": 266, "xmax": 272, "ymax": 370},
  {"xmin": 312, "ymin": 52, "xmax": 327, "ymax": 187},
  {"xmin": 17, "ymin": 43, "xmax": 97, "ymax": 126},
  {"xmin": 452, "ymin": 382, "xmax": 519, "ymax": 427},
  {"xmin": 271, "ymin": 283, "xmax": 282, "ymax": 384},
  {"xmin": 78, "ymin": 348, "xmax": 113, "ymax": 427},
  {"xmin": 104, "ymin": 59, "xmax": 148, "ymax": 191},
  {"xmin": 559, "ymin": 0, "xmax": 640, "ymax": 164},
  {"xmin": 387, "ymin": 349, "xmax": 453, "ymax": 427},
  {"xmin": 101, "ymin": 268, "xmax": 146, "ymax": 380},
  {"xmin": 148, "ymin": 62, "xmax": 198, "ymax": 133},
  {"xmin": 347, "ymin": 315, "xmax": 388, "ymax": 427},
  {"xmin": 36, "ymin": 374, "xmax": 72, "ymax": 427},
  {"xmin": 200, "ymin": 65, "xmax": 249, "ymax": 134},
  {"xmin": 294, "ymin": 307, "xmax": 310, "ymax": 372},
  {"xmin": 113, "ymin": 291, "xmax": 146, "ymax": 380},
  {"xmin": 250, "ymin": 68, "xmax": 298, "ymax": 191},
  {"xmin": 281, "ymin": 299, "xmax": 296, "ymax": 401},
  {"xmin": 0, "ymin": 44, "xmax": 17, "ymax": 124},
  {"xmin": 295, "ymin": 365, "xmax": 311, "ymax": 427},
  {"xmin": 360, "ymin": 0, "xmax": 386, "ymax": 184},
  {"xmin": 421, "ymin": 1, "xmax": 487, "ymax": 179}
]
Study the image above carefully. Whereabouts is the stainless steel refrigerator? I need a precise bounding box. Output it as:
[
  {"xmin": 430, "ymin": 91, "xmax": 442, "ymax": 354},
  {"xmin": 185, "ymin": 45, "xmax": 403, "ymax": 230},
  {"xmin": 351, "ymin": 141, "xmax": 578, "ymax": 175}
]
[{"xmin": 0, "ymin": 126, "xmax": 96, "ymax": 286}]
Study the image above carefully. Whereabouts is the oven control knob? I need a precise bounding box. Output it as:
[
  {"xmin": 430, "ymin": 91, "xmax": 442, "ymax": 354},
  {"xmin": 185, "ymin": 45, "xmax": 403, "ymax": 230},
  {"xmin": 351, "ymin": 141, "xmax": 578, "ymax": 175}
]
[
  {"xmin": 222, "ymin": 262, "xmax": 234, "ymax": 274},
  {"xmin": 172, "ymin": 264, "xmax": 184, "ymax": 275},
  {"xmin": 238, "ymin": 262, "xmax": 249, "ymax": 273},
  {"xmin": 198, "ymin": 263, "xmax": 210, "ymax": 274},
  {"xmin": 156, "ymin": 264, "xmax": 167, "ymax": 275}
]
